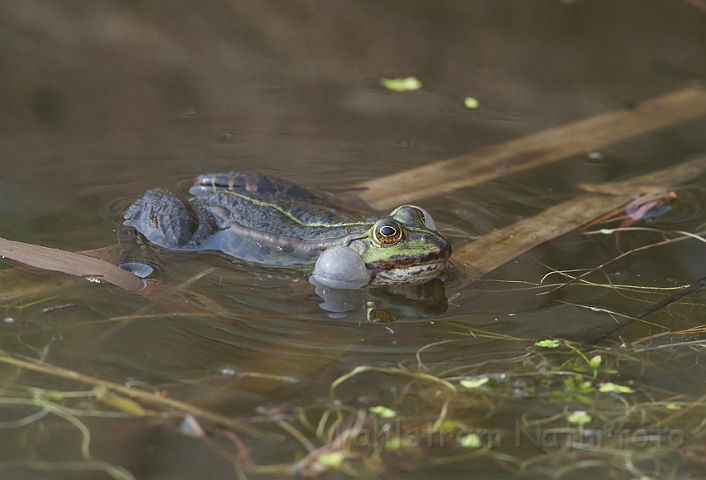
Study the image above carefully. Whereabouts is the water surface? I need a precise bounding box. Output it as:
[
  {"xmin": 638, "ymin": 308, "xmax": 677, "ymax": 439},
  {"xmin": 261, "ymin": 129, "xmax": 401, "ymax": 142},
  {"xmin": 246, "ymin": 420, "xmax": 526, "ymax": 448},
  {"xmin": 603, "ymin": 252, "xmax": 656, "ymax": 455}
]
[{"xmin": 2, "ymin": 1, "xmax": 706, "ymax": 479}]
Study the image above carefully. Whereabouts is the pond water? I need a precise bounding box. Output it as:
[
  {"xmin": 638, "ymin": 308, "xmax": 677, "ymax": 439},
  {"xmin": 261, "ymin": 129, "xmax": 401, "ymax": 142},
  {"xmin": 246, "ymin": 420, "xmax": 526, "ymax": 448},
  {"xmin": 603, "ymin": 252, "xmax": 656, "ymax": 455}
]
[{"xmin": 2, "ymin": 1, "xmax": 706, "ymax": 479}]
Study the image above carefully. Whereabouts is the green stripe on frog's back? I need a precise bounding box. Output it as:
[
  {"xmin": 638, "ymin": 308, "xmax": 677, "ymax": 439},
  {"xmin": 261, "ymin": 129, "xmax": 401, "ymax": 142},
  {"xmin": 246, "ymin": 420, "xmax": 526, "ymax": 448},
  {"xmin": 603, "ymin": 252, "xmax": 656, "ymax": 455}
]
[
  {"xmin": 190, "ymin": 177, "xmax": 374, "ymax": 265},
  {"xmin": 200, "ymin": 188, "xmax": 373, "ymax": 230}
]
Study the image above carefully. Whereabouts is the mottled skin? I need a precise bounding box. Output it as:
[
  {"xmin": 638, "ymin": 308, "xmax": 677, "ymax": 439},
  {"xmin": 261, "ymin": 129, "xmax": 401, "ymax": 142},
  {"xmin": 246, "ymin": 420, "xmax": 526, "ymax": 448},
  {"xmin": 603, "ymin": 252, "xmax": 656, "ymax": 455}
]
[{"xmin": 123, "ymin": 172, "xmax": 451, "ymax": 286}]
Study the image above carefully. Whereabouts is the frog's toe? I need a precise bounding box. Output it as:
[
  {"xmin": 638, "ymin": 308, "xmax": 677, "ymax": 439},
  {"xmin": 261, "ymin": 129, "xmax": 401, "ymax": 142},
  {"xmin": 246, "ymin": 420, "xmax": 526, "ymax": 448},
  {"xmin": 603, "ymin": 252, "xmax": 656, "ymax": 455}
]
[{"xmin": 312, "ymin": 246, "xmax": 371, "ymax": 290}]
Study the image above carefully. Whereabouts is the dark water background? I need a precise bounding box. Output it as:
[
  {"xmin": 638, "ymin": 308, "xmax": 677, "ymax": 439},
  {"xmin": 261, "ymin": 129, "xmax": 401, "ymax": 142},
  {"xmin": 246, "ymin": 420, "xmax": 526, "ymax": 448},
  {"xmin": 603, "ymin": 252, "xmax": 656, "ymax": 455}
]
[{"xmin": 2, "ymin": 1, "xmax": 706, "ymax": 479}]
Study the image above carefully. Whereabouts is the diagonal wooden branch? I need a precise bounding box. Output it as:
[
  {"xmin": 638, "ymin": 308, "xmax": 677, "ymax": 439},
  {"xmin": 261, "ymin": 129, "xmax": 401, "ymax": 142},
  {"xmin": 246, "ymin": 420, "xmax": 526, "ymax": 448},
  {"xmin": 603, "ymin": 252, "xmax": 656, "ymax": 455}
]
[{"xmin": 358, "ymin": 88, "xmax": 706, "ymax": 210}]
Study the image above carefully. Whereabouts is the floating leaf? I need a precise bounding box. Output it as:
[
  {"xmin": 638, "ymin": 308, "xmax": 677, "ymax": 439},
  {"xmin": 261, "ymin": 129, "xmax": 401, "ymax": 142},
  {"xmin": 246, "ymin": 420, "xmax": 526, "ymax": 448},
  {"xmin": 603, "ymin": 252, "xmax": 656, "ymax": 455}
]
[
  {"xmin": 567, "ymin": 411, "xmax": 591, "ymax": 425},
  {"xmin": 318, "ymin": 452, "xmax": 345, "ymax": 467},
  {"xmin": 385, "ymin": 437, "xmax": 413, "ymax": 451},
  {"xmin": 460, "ymin": 377, "xmax": 489, "ymax": 389},
  {"xmin": 439, "ymin": 420, "xmax": 457, "ymax": 431},
  {"xmin": 464, "ymin": 97, "xmax": 480, "ymax": 109},
  {"xmin": 535, "ymin": 339, "xmax": 561, "ymax": 348},
  {"xmin": 369, "ymin": 406, "xmax": 397, "ymax": 418},
  {"xmin": 589, "ymin": 355, "xmax": 602, "ymax": 368},
  {"xmin": 459, "ymin": 433, "xmax": 481, "ymax": 448},
  {"xmin": 385, "ymin": 438, "xmax": 403, "ymax": 451},
  {"xmin": 598, "ymin": 382, "xmax": 634, "ymax": 394},
  {"xmin": 380, "ymin": 76, "xmax": 422, "ymax": 92}
]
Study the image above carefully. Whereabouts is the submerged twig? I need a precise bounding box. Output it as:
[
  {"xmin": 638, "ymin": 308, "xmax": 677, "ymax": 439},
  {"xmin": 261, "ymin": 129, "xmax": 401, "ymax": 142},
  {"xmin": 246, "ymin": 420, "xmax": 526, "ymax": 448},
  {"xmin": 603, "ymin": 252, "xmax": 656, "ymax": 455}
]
[
  {"xmin": 584, "ymin": 276, "xmax": 706, "ymax": 346},
  {"xmin": 541, "ymin": 231, "xmax": 695, "ymax": 295},
  {"xmin": 451, "ymin": 155, "xmax": 706, "ymax": 286}
]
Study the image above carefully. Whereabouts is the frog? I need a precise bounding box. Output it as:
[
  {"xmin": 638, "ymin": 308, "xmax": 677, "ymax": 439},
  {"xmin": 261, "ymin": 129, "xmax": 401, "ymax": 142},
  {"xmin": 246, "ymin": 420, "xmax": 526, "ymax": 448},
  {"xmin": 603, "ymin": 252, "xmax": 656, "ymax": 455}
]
[{"xmin": 123, "ymin": 172, "xmax": 451, "ymax": 290}]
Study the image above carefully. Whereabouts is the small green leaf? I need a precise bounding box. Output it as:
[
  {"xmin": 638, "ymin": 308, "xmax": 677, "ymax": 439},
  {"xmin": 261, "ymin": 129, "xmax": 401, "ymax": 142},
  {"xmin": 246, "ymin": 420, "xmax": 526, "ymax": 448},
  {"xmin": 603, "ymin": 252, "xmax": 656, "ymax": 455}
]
[
  {"xmin": 100, "ymin": 395, "xmax": 145, "ymax": 416},
  {"xmin": 385, "ymin": 438, "xmax": 403, "ymax": 450},
  {"xmin": 464, "ymin": 97, "xmax": 480, "ymax": 109},
  {"xmin": 439, "ymin": 420, "xmax": 457, "ymax": 431},
  {"xmin": 385, "ymin": 437, "xmax": 413, "ymax": 450},
  {"xmin": 460, "ymin": 377, "xmax": 489, "ymax": 389},
  {"xmin": 380, "ymin": 76, "xmax": 422, "ymax": 92},
  {"xmin": 666, "ymin": 403, "xmax": 682, "ymax": 411},
  {"xmin": 318, "ymin": 452, "xmax": 345, "ymax": 467},
  {"xmin": 369, "ymin": 406, "xmax": 397, "ymax": 418},
  {"xmin": 535, "ymin": 339, "xmax": 561, "ymax": 348},
  {"xmin": 567, "ymin": 411, "xmax": 591, "ymax": 425},
  {"xmin": 459, "ymin": 433, "xmax": 481, "ymax": 448},
  {"xmin": 598, "ymin": 382, "xmax": 634, "ymax": 394},
  {"xmin": 588, "ymin": 355, "xmax": 602, "ymax": 368}
]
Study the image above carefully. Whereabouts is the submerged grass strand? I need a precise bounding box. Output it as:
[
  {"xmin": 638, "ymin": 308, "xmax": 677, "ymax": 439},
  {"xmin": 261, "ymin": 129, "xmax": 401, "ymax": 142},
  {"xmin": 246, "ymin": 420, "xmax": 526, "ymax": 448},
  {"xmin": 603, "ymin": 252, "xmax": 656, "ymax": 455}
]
[
  {"xmin": 0, "ymin": 350, "xmax": 276, "ymax": 440},
  {"xmin": 329, "ymin": 366, "xmax": 457, "ymax": 433},
  {"xmin": 546, "ymin": 229, "xmax": 705, "ymax": 295},
  {"xmin": 2, "ymin": 460, "xmax": 136, "ymax": 480},
  {"xmin": 330, "ymin": 366, "xmax": 457, "ymax": 401},
  {"xmin": 0, "ymin": 405, "xmax": 50, "ymax": 428},
  {"xmin": 585, "ymin": 275, "xmax": 706, "ymax": 346}
]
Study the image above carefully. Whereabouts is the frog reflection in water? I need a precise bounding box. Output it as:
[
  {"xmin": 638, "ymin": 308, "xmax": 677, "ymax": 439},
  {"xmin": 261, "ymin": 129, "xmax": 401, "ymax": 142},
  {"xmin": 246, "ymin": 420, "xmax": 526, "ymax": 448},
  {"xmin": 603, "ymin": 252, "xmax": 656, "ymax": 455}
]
[{"xmin": 123, "ymin": 172, "xmax": 451, "ymax": 291}]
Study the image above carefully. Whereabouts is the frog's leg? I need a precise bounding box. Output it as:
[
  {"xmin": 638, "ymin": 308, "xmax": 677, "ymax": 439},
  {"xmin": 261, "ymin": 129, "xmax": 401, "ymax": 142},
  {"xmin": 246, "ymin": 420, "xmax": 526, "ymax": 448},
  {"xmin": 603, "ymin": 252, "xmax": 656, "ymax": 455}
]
[
  {"xmin": 311, "ymin": 246, "xmax": 371, "ymax": 290},
  {"xmin": 116, "ymin": 224, "xmax": 159, "ymax": 278},
  {"xmin": 123, "ymin": 188, "xmax": 199, "ymax": 249}
]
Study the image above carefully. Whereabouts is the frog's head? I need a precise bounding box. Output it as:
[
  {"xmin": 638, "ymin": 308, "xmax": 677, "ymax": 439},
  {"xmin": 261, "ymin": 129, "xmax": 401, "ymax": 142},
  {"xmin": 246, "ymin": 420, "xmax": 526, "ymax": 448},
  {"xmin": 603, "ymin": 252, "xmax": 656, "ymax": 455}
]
[
  {"xmin": 357, "ymin": 206, "xmax": 451, "ymax": 286},
  {"xmin": 312, "ymin": 206, "xmax": 451, "ymax": 289}
]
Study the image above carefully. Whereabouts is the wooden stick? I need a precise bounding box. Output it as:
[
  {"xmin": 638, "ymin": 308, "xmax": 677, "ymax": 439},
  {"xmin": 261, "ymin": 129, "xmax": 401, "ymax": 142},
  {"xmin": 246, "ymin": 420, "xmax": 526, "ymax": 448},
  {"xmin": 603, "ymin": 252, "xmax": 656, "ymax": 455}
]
[
  {"xmin": 453, "ymin": 155, "xmax": 706, "ymax": 283},
  {"xmin": 358, "ymin": 88, "xmax": 706, "ymax": 210}
]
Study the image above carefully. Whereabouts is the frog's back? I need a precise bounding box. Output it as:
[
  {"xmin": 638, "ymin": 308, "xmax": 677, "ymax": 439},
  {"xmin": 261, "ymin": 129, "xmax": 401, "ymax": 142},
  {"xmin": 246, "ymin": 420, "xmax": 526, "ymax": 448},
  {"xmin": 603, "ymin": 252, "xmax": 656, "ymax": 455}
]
[
  {"xmin": 123, "ymin": 172, "xmax": 373, "ymax": 266},
  {"xmin": 191, "ymin": 172, "xmax": 368, "ymax": 240}
]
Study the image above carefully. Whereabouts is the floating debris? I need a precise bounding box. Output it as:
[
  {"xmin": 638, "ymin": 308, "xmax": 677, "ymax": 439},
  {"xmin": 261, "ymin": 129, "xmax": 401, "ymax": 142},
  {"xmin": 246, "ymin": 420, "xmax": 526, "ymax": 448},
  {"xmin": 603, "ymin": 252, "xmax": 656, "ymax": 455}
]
[
  {"xmin": 369, "ymin": 406, "xmax": 397, "ymax": 418},
  {"xmin": 464, "ymin": 97, "xmax": 480, "ymax": 109},
  {"xmin": 535, "ymin": 339, "xmax": 561, "ymax": 348},
  {"xmin": 380, "ymin": 76, "xmax": 422, "ymax": 92},
  {"xmin": 567, "ymin": 411, "xmax": 592, "ymax": 425}
]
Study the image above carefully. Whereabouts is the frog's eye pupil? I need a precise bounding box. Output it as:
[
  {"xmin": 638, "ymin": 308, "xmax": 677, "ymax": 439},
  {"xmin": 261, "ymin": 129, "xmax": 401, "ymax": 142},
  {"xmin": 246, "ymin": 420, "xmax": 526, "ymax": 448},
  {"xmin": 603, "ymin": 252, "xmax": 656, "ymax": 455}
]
[
  {"xmin": 380, "ymin": 225, "xmax": 396, "ymax": 236},
  {"xmin": 373, "ymin": 220, "xmax": 404, "ymax": 245}
]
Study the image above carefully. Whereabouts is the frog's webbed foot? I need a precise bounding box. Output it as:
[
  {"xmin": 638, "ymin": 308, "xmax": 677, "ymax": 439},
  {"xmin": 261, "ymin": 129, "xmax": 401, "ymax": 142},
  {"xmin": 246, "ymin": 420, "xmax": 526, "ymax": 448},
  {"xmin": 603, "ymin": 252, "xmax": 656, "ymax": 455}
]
[
  {"xmin": 116, "ymin": 224, "xmax": 159, "ymax": 278},
  {"xmin": 123, "ymin": 188, "xmax": 199, "ymax": 249}
]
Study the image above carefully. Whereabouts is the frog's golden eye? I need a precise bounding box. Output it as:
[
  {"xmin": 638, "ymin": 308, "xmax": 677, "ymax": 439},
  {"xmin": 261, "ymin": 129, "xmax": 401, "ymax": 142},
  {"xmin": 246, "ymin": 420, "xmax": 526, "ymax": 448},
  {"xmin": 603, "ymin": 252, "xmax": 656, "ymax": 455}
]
[{"xmin": 372, "ymin": 220, "xmax": 405, "ymax": 246}]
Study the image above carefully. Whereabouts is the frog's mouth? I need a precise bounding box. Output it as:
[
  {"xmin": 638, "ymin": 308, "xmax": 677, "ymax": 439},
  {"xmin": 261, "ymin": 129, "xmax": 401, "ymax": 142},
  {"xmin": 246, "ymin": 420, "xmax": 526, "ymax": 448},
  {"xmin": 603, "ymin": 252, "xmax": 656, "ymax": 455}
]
[
  {"xmin": 363, "ymin": 237, "xmax": 452, "ymax": 286},
  {"xmin": 369, "ymin": 259, "xmax": 448, "ymax": 286}
]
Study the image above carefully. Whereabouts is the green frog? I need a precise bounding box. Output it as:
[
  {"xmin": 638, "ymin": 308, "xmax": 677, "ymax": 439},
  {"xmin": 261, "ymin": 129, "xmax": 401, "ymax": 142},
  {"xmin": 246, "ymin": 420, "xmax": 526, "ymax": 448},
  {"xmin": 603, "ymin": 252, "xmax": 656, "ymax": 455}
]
[{"xmin": 123, "ymin": 172, "xmax": 451, "ymax": 290}]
